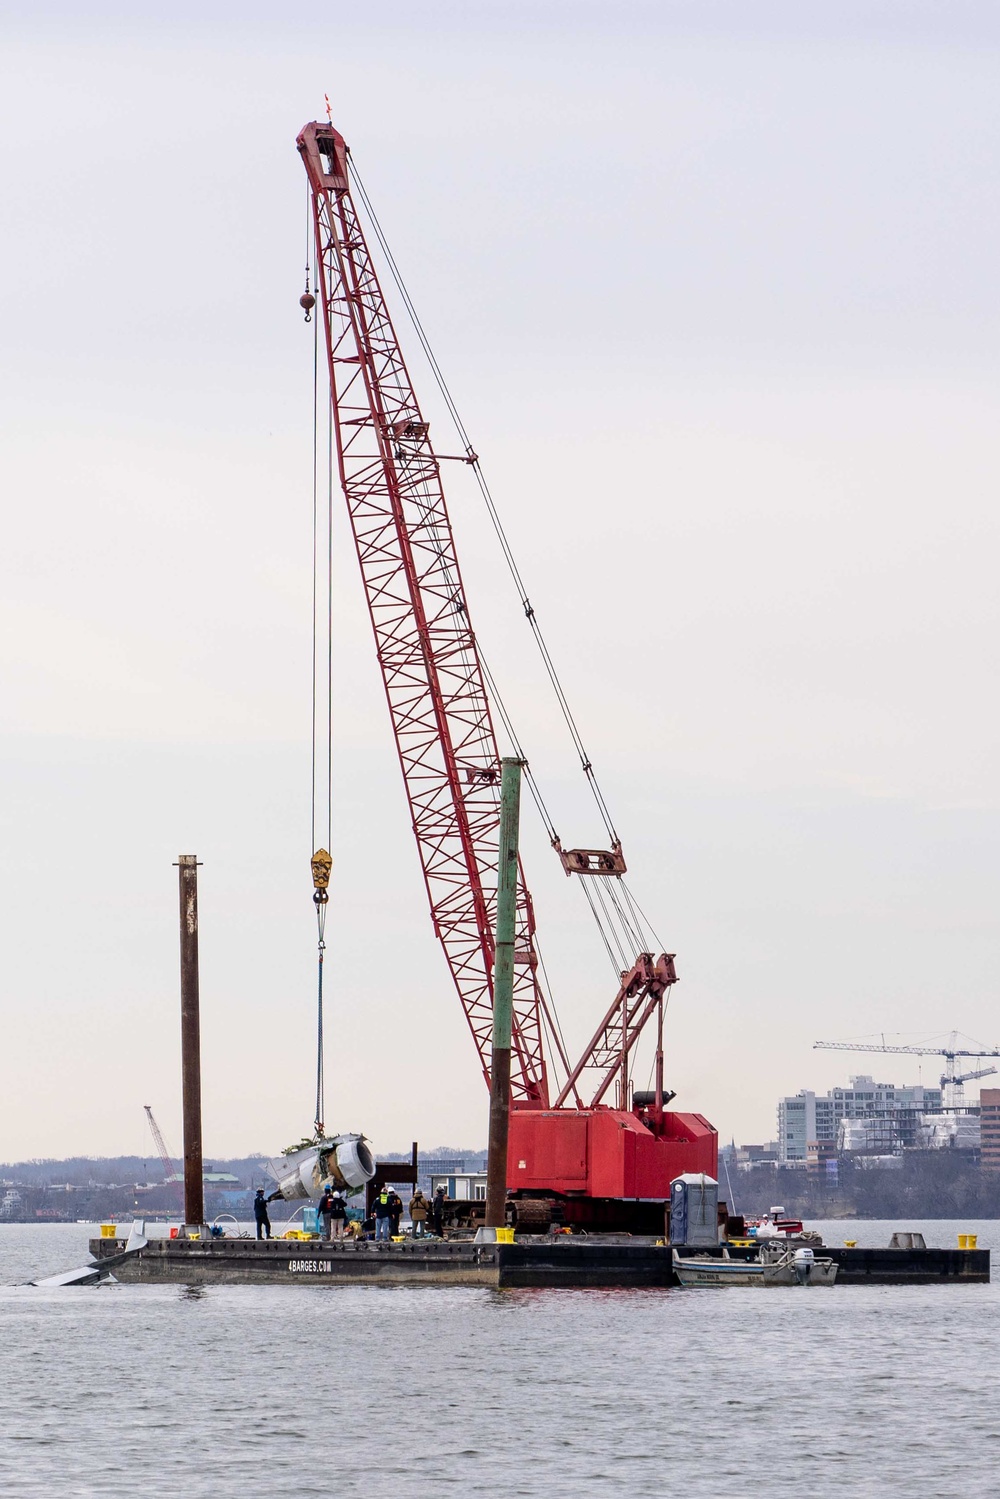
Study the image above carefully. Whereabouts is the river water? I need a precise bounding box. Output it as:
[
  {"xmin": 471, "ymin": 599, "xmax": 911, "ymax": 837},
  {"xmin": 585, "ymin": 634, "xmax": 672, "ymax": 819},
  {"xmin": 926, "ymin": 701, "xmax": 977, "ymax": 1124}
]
[{"xmin": 1, "ymin": 1219, "xmax": 997, "ymax": 1497}]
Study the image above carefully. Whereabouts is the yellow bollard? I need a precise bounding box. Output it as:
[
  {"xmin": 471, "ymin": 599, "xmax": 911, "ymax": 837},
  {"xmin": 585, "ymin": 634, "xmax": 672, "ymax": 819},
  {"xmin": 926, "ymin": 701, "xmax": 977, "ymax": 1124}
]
[
  {"xmin": 958, "ymin": 1234, "xmax": 969, "ymax": 1249},
  {"xmin": 844, "ymin": 1240, "xmax": 857, "ymax": 1248},
  {"xmin": 966, "ymin": 1234, "xmax": 977, "ymax": 1250}
]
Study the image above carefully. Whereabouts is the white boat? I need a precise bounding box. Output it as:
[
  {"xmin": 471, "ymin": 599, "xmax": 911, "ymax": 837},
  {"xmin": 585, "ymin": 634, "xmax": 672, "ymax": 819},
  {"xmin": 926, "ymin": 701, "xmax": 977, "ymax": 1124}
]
[{"xmin": 672, "ymin": 1244, "xmax": 838, "ymax": 1288}]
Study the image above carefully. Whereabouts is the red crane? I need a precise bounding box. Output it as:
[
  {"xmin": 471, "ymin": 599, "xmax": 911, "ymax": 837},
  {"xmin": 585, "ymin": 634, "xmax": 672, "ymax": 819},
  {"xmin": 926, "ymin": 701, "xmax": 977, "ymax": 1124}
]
[{"xmin": 297, "ymin": 121, "xmax": 716, "ymax": 1228}]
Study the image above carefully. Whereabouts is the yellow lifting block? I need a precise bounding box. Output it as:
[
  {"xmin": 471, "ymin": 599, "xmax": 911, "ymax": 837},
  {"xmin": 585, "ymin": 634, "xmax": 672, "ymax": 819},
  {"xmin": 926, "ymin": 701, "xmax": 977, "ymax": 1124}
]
[
  {"xmin": 311, "ymin": 849, "xmax": 333, "ymax": 891},
  {"xmin": 495, "ymin": 1227, "xmax": 515, "ymax": 1244}
]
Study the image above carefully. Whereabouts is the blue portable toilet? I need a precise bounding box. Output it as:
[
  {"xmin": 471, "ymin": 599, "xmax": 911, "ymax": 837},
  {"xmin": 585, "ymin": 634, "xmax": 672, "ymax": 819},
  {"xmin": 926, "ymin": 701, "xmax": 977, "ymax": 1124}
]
[
  {"xmin": 302, "ymin": 1205, "xmax": 321, "ymax": 1236},
  {"xmin": 669, "ymin": 1173, "xmax": 719, "ymax": 1247}
]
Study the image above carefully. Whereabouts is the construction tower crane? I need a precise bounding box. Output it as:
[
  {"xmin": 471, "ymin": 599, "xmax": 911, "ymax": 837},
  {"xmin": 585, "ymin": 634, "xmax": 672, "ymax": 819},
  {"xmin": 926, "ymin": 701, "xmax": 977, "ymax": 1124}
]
[
  {"xmin": 144, "ymin": 1105, "xmax": 181, "ymax": 1191},
  {"xmin": 144, "ymin": 1105, "xmax": 175, "ymax": 1182},
  {"xmin": 296, "ymin": 119, "xmax": 715, "ymax": 1229},
  {"xmin": 947, "ymin": 1066, "xmax": 999, "ymax": 1107},
  {"xmin": 814, "ymin": 1036, "xmax": 1000, "ymax": 1109}
]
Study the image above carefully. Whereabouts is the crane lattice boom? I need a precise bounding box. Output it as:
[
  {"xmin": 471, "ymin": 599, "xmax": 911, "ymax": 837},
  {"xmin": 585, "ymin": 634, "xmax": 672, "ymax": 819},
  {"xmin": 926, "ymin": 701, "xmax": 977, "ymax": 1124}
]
[
  {"xmin": 144, "ymin": 1104, "xmax": 176, "ymax": 1184},
  {"xmin": 814, "ymin": 1041, "xmax": 1000, "ymax": 1060},
  {"xmin": 298, "ymin": 122, "xmax": 549, "ymax": 1104}
]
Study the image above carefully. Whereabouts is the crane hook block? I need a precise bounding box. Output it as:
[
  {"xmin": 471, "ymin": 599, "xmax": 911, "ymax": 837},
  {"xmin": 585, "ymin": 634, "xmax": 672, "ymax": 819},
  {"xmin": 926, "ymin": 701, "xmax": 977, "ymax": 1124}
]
[
  {"xmin": 311, "ymin": 848, "xmax": 333, "ymax": 891},
  {"xmin": 553, "ymin": 839, "xmax": 627, "ymax": 878},
  {"xmin": 300, "ymin": 291, "xmax": 316, "ymax": 321}
]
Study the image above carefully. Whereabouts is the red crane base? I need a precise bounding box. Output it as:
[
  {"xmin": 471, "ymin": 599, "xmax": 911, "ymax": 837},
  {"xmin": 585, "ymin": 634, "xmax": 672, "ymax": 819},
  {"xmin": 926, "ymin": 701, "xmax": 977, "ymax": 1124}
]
[{"xmin": 507, "ymin": 1106, "xmax": 718, "ymax": 1232}]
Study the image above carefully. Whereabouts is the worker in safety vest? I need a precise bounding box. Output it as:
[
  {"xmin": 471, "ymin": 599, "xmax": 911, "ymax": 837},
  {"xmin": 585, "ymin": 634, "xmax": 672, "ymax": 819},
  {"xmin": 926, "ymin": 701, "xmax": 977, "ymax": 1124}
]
[{"xmin": 373, "ymin": 1187, "xmax": 392, "ymax": 1241}]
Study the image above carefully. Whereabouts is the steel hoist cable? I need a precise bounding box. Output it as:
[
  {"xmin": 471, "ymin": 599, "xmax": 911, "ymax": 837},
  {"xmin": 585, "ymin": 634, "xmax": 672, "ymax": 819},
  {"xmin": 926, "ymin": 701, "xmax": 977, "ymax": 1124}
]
[
  {"xmin": 306, "ymin": 182, "xmax": 333, "ymax": 1137},
  {"xmin": 315, "ymin": 917, "xmax": 326, "ymax": 1135},
  {"xmin": 349, "ymin": 157, "xmax": 645, "ymax": 978}
]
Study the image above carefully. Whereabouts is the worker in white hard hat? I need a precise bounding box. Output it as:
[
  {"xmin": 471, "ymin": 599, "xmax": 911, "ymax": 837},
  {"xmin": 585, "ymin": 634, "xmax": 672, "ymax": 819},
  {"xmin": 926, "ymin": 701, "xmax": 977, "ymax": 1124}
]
[{"xmin": 329, "ymin": 1189, "xmax": 348, "ymax": 1240}]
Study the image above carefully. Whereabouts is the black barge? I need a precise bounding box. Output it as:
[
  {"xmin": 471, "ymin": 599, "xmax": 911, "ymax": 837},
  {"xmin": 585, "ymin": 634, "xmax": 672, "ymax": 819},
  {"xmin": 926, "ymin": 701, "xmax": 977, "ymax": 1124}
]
[{"xmin": 88, "ymin": 1234, "xmax": 990, "ymax": 1288}]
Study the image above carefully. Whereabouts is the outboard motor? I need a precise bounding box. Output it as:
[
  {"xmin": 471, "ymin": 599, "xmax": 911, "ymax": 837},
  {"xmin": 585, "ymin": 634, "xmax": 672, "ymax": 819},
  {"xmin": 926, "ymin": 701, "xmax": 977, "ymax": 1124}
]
[
  {"xmin": 267, "ymin": 1134, "xmax": 375, "ymax": 1201},
  {"xmin": 793, "ymin": 1246, "xmax": 815, "ymax": 1285}
]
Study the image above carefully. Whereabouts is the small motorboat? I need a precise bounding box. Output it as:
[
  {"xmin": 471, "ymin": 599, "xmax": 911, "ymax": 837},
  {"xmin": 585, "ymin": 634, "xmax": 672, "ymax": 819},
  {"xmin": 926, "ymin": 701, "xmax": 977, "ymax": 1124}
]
[{"xmin": 672, "ymin": 1244, "xmax": 838, "ymax": 1288}]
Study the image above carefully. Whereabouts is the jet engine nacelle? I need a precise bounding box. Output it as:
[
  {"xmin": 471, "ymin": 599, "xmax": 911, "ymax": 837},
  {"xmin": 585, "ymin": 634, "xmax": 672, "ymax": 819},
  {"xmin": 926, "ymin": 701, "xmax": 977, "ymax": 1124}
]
[{"xmin": 267, "ymin": 1134, "xmax": 375, "ymax": 1201}]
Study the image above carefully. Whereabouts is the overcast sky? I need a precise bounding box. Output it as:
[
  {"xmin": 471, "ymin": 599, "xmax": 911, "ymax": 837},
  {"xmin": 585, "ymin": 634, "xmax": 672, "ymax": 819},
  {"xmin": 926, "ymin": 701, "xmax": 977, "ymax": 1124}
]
[{"xmin": 2, "ymin": 1, "xmax": 999, "ymax": 1163}]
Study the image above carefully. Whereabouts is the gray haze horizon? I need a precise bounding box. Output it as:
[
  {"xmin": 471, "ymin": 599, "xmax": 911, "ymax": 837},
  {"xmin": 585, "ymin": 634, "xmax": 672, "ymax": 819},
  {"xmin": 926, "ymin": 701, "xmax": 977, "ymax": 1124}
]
[{"xmin": 2, "ymin": 1, "xmax": 999, "ymax": 1161}]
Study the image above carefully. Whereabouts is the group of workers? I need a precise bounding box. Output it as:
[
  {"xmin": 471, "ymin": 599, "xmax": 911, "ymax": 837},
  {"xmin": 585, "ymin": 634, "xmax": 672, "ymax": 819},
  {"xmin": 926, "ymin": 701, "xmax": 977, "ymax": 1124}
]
[
  {"xmin": 317, "ymin": 1185, "xmax": 350, "ymax": 1238},
  {"xmin": 371, "ymin": 1184, "xmax": 446, "ymax": 1240},
  {"xmin": 252, "ymin": 1182, "xmax": 449, "ymax": 1241}
]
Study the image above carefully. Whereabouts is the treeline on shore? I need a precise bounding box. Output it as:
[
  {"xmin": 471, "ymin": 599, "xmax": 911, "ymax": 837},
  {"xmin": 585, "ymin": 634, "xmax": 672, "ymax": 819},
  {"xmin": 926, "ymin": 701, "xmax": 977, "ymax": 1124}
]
[
  {"xmin": 0, "ymin": 1149, "xmax": 473, "ymax": 1223},
  {"xmin": 9, "ymin": 1150, "xmax": 996, "ymax": 1225},
  {"xmin": 729, "ymin": 1152, "xmax": 1000, "ymax": 1219},
  {"xmin": 0, "ymin": 1154, "xmax": 270, "ymax": 1187},
  {"xmin": 0, "ymin": 1154, "xmax": 275, "ymax": 1223}
]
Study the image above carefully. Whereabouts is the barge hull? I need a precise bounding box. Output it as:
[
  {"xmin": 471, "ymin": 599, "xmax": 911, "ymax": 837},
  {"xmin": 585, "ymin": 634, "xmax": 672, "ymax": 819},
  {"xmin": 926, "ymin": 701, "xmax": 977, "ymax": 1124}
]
[
  {"xmin": 822, "ymin": 1245, "xmax": 989, "ymax": 1284},
  {"xmin": 93, "ymin": 1238, "xmax": 501, "ymax": 1287},
  {"xmin": 89, "ymin": 1237, "xmax": 990, "ymax": 1288}
]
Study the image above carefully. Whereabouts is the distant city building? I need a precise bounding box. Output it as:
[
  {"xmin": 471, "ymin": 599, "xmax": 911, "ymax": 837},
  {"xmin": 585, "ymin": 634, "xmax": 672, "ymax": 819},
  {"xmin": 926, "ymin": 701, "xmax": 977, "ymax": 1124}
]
[
  {"xmin": 981, "ymin": 1089, "xmax": 1000, "ymax": 1172},
  {"xmin": 806, "ymin": 1139, "xmax": 839, "ymax": 1180},
  {"xmin": 430, "ymin": 1171, "xmax": 487, "ymax": 1200},
  {"xmin": 839, "ymin": 1117, "xmax": 899, "ymax": 1154},
  {"xmin": 725, "ymin": 1141, "xmax": 779, "ymax": 1171},
  {"xmin": 163, "ymin": 1172, "xmax": 242, "ymax": 1186},
  {"xmin": 743, "ymin": 1142, "xmax": 780, "ymax": 1166},
  {"xmin": 917, "ymin": 1112, "xmax": 980, "ymax": 1151},
  {"xmin": 777, "ymin": 1091, "xmax": 835, "ymax": 1163},
  {"xmin": 416, "ymin": 1154, "xmax": 487, "ymax": 1196},
  {"xmin": 376, "ymin": 1152, "xmax": 489, "ymax": 1195},
  {"xmin": 777, "ymin": 1075, "xmax": 943, "ymax": 1162}
]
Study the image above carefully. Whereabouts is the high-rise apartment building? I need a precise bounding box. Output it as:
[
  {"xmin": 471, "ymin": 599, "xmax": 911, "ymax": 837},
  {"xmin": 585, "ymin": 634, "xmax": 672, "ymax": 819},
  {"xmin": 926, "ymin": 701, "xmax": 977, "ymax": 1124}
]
[
  {"xmin": 777, "ymin": 1091, "xmax": 836, "ymax": 1161},
  {"xmin": 980, "ymin": 1088, "xmax": 1000, "ymax": 1172},
  {"xmin": 777, "ymin": 1074, "xmax": 943, "ymax": 1162}
]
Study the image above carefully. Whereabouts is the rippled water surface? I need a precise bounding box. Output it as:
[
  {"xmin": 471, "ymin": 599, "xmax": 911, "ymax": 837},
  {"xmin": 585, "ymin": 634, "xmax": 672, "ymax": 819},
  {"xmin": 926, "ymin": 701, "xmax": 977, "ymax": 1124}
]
[{"xmin": 1, "ymin": 1220, "xmax": 998, "ymax": 1497}]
